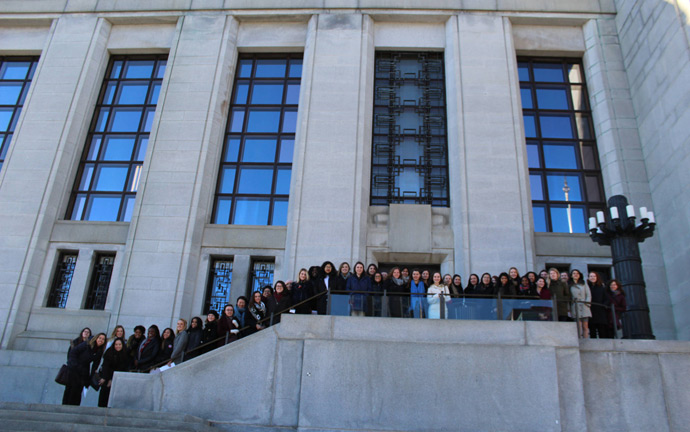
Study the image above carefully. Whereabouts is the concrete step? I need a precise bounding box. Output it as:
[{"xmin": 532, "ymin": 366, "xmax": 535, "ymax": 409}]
[
  {"xmin": 0, "ymin": 403, "xmax": 216, "ymax": 431},
  {"xmin": 0, "ymin": 348, "xmax": 66, "ymax": 368},
  {"xmin": 13, "ymin": 331, "xmax": 74, "ymax": 353}
]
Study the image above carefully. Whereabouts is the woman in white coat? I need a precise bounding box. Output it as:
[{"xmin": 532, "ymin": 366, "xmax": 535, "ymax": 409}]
[
  {"xmin": 427, "ymin": 272, "xmax": 451, "ymax": 319},
  {"xmin": 569, "ymin": 269, "xmax": 592, "ymax": 338}
]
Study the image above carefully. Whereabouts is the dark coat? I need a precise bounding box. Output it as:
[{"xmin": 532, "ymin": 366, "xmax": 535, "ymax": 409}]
[
  {"xmin": 136, "ymin": 337, "xmax": 160, "ymax": 371},
  {"xmin": 548, "ymin": 279, "xmax": 571, "ymax": 318},
  {"xmin": 475, "ymin": 282, "xmax": 494, "ymax": 298},
  {"xmin": 335, "ymin": 273, "xmax": 350, "ymax": 292},
  {"xmin": 495, "ymin": 282, "xmax": 516, "ymax": 297},
  {"xmin": 156, "ymin": 336, "xmax": 175, "ymax": 364},
  {"xmin": 217, "ymin": 314, "xmax": 239, "ymax": 346},
  {"xmin": 291, "ymin": 280, "xmax": 313, "ymax": 314},
  {"xmin": 201, "ymin": 320, "xmax": 218, "ymax": 353},
  {"xmin": 384, "ymin": 278, "xmax": 408, "ymax": 318},
  {"xmin": 245, "ymin": 303, "xmax": 267, "ymax": 336},
  {"xmin": 607, "ymin": 290, "xmax": 626, "ymax": 330},
  {"xmin": 67, "ymin": 341, "xmax": 103, "ymax": 386},
  {"xmin": 516, "ymin": 285, "xmax": 537, "ymax": 297},
  {"xmin": 589, "ymin": 281, "xmax": 609, "ymax": 325},
  {"xmin": 185, "ymin": 327, "xmax": 203, "ymax": 359},
  {"xmin": 266, "ymin": 293, "xmax": 292, "ymax": 324},
  {"xmin": 100, "ymin": 347, "xmax": 129, "ymax": 381},
  {"xmin": 346, "ymin": 274, "xmax": 372, "ymax": 312},
  {"xmin": 536, "ymin": 287, "xmax": 552, "ymax": 300},
  {"xmin": 312, "ymin": 273, "xmax": 336, "ymax": 315}
]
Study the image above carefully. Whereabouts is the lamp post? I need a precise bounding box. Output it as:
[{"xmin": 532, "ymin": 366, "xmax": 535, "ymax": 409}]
[{"xmin": 588, "ymin": 195, "xmax": 656, "ymax": 339}]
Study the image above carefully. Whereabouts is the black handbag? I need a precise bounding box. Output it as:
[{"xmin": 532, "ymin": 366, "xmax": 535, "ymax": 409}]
[
  {"xmin": 55, "ymin": 364, "xmax": 69, "ymax": 385},
  {"xmin": 90, "ymin": 369, "xmax": 102, "ymax": 391}
]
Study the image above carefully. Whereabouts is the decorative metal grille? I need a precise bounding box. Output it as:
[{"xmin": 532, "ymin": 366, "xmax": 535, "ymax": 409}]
[
  {"xmin": 371, "ymin": 52, "xmax": 449, "ymax": 206},
  {"xmin": 84, "ymin": 254, "xmax": 115, "ymax": 310},
  {"xmin": 518, "ymin": 58, "xmax": 605, "ymax": 233},
  {"xmin": 249, "ymin": 260, "xmax": 274, "ymax": 296},
  {"xmin": 204, "ymin": 259, "xmax": 233, "ymax": 314},
  {"xmin": 47, "ymin": 253, "xmax": 78, "ymax": 308},
  {"xmin": 0, "ymin": 57, "xmax": 39, "ymax": 173}
]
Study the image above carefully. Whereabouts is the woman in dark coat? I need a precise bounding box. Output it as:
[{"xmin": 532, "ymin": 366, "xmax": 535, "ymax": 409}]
[
  {"xmin": 267, "ymin": 280, "xmax": 292, "ymax": 324},
  {"xmin": 335, "ymin": 262, "xmax": 351, "ymax": 292},
  {"xmin": 245, "ymin": 291, "xmax": 267, "ymax": 336},
  {"xmin": 217, "ymin": 304, "xmax": 240, "ymax": 346},
  {"xmin": 370, "ymin": 271, "xmax": 384, "ymax": 316},
  {"xmin": 135, "ymin": 325, "xmax": 161, "ymax": 372},
  {"xmin": 607, "ymin": 279, "xmax": 627, "ymax": 337},
  {"xmin": 313, "ymin": 261, "xmax": 336, "ymax": 315},
  {"xmin": 588, "ymin": 271, "xmax": 610, "ymax": 338},
  {"xmin": 185, "ymin": 316, "xmax": 204, "ymax": 360},
  {"xmin": 97, "ymin": 337, "xmax": 128, "ymax": 407},
  {"xmin": 156, "ymin": 327, "xmax": 175, "ymax": 364},
  {"xmin": 62, "ymin": 332, "xmax": 106, "ymax": 406},
  {"xmin": 475, "ymin": 273, "xmax": 494, "ymax": 297},
  {"xmin": 495, "ymin": 272, "xmax": 517, "ymax": 297},
  {"xmin": 68, "ymin": 328, "xmax": 92, "ymax": 357},
  {"xmin": 126, "ymin": 325, "xmax": 145, "ymax": 369},
  {"xmin": 202, "ymin": 311, "xmax": 219, "ymax": 353},
  {"xmin": 291, "ymin": 268, "xmax": 313, "ymax": 314},
  {"xmin": 465, "ymin": 274, "xmax": 480, "ymax": 296},
  {"xmin": 384, "ymin": 267, "xmax": 408, "ymax": 318},
  {"xmin": 548, "ymin": 267, "xmax": 571, "ymax": 321},
  {"xmin": 346, "ymin": 262, "xmax": 372, "ymax": 317}
]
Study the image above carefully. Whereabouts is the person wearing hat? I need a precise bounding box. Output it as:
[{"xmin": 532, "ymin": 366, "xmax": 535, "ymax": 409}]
[{"xmin": 202, "ymin": 310, "xmax": 219, "ymax": 354}]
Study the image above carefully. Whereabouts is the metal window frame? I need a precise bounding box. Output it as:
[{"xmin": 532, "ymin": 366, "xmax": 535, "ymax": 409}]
[{"xmin": 46, "ymin": 251, "xmax": 79, "ymax": 308}]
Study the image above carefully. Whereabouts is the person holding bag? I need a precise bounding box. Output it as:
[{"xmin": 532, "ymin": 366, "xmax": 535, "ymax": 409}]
[{"xmin": 62, "ymin": 332, "xmax": 106, "ymax": 406}]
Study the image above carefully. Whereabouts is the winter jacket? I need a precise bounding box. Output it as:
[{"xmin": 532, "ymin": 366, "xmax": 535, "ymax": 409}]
[
  {"xmin": 170, "ymin": 330, "xmax": 189, "ymax": 364},
  {"xmin": 346, "ymin": 274, "xmax": 372, "ymax": 312}
]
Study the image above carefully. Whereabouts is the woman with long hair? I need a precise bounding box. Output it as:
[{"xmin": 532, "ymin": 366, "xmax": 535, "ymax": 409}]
[
  {"xmin": 495, "ymin": 272, "xmax": 516, "ymax": 297},
  {"xmin": 336, "ymin": 262, "xmax": 351, "ymax": 292},
  {"xmin": 217, "ymin": 304, "xmax": 240, "ymax": 346},
  {"xmin": 588, "ymin": 271, "xmax": 610, "ymax": 338},
  {"xmin": 292, "ymin": 268, "xmax": 313, "ymax": 314},
  {"xmin": 97, "ymin": 337, "xmax": 129, "ymax": 407},
  {"xmin": 607, "ymin": 279, "xmax": 627, "ymax": 338},
  {"xmin": 202, "ymin": 311, "xmax": 219, "ymax": 353},
  {"xmin": 313, "ymin": 261, "xmax": 336, "ymax": 315},
  {"xmin": 408, "ymin": 269, "xmax": 426, "ymax": 318},
  {"xmin": 535, "ymin": 277, "xmax": 551, "ymax": 300},
  {"xmin": 63, "ymin": 332, "xmax": 106, "ymax": 406},
  {"xmin": 465, "ymin": 273, "xmax": 480, "ymax": 295},
  {"xmin": 570, "ymin": 269, "xmax": 592, "ymax": 338},
  {"xmin": 106, "ymin": 325, "xmax": 125, "ymax": 350},
  {"xmin": 156, "ymin": 327, "xmax": 175, "ymax": 364},
  {"xmin": 68, "ymin": 327, "xmax": 91, "ymax": 357},
  {"xmin": 267, "ymin": 280, "xmax": 292, "ymax": 324},
  {"xmin": 427, "ymin": 272, "xmax": 451, "ymax": 319},
  {"xmin": 136, "ymin": 325, "xmax": 161, "ymax": 372},
  {"xmin": 476, "ymin": 273, "xmax": 494, "ymax": 298},
  {"xmin": 346, "ymin": 262, "xmax": 371, "ymax": 317},
  {"xmin": 246, "ymin": 290, "xmax": 267, "ymax": 335},
  {"xmin": 168, "ymin": 319, "xmax": 188, "ymax": 365},
  {"xmin": 185, "ymin": 316, "xmax": 204, "ymax": 360},
  {"xmin": 548, "ymin": 267, "xmax": 571, "ymax": 322},
  {"xmin": 384, "ymin": 267, "xmax": 408, "ymax": 318}
]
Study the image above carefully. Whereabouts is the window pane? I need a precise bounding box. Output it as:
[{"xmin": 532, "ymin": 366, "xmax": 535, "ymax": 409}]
[
  {"xmin": 581, "ymin": 145, "xmax": 598, "ymax": 170},
  {"xmin": 238, "ymin": 59, "xmax": 253, "ymax": 78},
  {"xmin": 518, "ymin": 62, "xmax": 529, "ymax": 81},
  {"xmin": 103, "ymin": 83, "xmax": 117, "ymax": 104},
  {"xmin": 539, "ymin": 115, "xmax": 573, "ymax": 138},
  {"xmin": 111, "ymin": 61, "xmax": 123, "ymax": 78},
  {"xmin": 225, "ymin": 137, "xmax": 240, "ymax": 162},
  {"xmin": 255, "ymin": 60, "xmax": 286, "ymax": 78},
  {"xmin": 155, "ymin": 61, "xmax": 167, "ymax": 78},
  {"xmin": 575, "ymin": 114, "xmax": 592, "ymax": 139},
  {"xmin": 238, "ymin": 167, "xmax": 273, "ymax": 194},
  {"xmin": 85, "ymin": 196, "xmax": 121, "ymax": 221},
  {"xmin": 93, "ymin": 165, "xmax": 129, "ymax": 191},
  {"xmin": 288, "ymin": 59, "xmax": 302, "ymax": 78},
  {"xmin": 0, "ymin": 108, "xmax": 13, "ymax": 131},
  {"xmin": 110, "ymin": 108, "xmax": 142, "ymax": 132},
  {"xmin": 543, "ymin": 144, "xmax": 578, "ymax": 169},
  {"xmin": 71, "ymin": 194, "xmax": 87, "ymax": 220},
  {"xmin": 102, "ymin": 136, "xmax": 136, "ymax": 161},
  {"xmin": 523, "ymin": 115, "xmax": 536, "ymax": 138},
  {"xmin": 520, "ymin": 87, "xmax": 532, "ymax": 109},
  {"xmin": 143, "ymin": 109, "xmax": 155, "ymax": 132},
  {"xmin": 122, "ymin": 196, "xmax": 135, "ymax": 222},
  {"xmin": 570, "ymin": 86, "xmax": 586, "ymax": 110},
  {"xmin": 247, "ymin": 109, "xmax": 280, "ymax": 132},
  {"xmin": 567, "ymin": 64, "xmax": 582, "ymax": 83},
  {"xmin": 585, "ymin": 175, "xmax": 602, "ymax": 202},
  {"xmin": 123, "ymin": 61, "xmax": 154, "ymax": 79},
  {"xmin": 251, "ymin": 83, "xmax": 283, "ymax": 104},
  {"xmin": 214, "ymin": 198, "xmax": 232, "ymax": 224},
  {"xmin": 78, "ymin": 164, "xmax": 94, "ymax": 190},
  {"xmin": 234, "ymin": 83, "xmax": 249, "ymax": 104},
  {"xmin": 286, "ymin": 84, "xmax": 300, "ymax": 104},
  {"xmin": 533, "ymin": 205, "xmax": 547, "ymax": 232},
  {"xmin": 116, "ymin": 83, "xmax": 149, "ymax": 104},
  {"xmin": 219, "ymin": 167, "xmax": 236, "ymax": 193},
  {"xmin": 547, "ymin": 175, "xmax": 582, "ymax": 201},
  {"xmin": 279, "ymin": 139, "xmax": 294, "ymax": 163},
  {"xmin": 0, "ymin": 83, "xmax": 23, "ymax": 105},
  {"xmin": 530, "ymin": 174, "xmax": 544, "ymax": 200},
  {"xmin": 272, "ymin": 200, "xmax": 288, "ymax": 225},
  {"xmin": 550, "ymin": 206, "xmax": 586, "ymax": 233},
  {"xmin": 128, "ymin": 165, "xmax": 142, "ymax": 192},
  {"xmin": 282, "ymin": 110, "xmax": 297, "ymax": 133},
  {"xmin": 0, "ymin": 62, "xmax": 30, "ymax": 79},
  {"xmin": 233, "ymin": 198, "xmax": 270, "ymax": 225},
  {"xmin": 275, "ymin": 168, "xmax": 291, "ymax": 194},
  {"xmin": 95, "ymin": 109, "xmax": 109, "ymax": 132},
  {"xmin": 536, "ymin": 88, "xmax": 568, "ymax": 109},
  {"xmin": 527, "ymin": 143, "xmax": 540, "ymax": 168},
  {"xmin": 533, "ymin": 63, "xmax": 564, "ymax": 82},
  {"xmin": 149, "ymin": 83, "xmax": 161, "ymax": 105},
  {"xmin": 230, "ymin": 109, "xmax": 245, "ymax": 132},
  {"xmin": 135, "ymin": 137, "xmax": 148, "ymax": 161},
  {"xmin": 242, "ymin": 138, "xmax": 276, "ymax": 162}
]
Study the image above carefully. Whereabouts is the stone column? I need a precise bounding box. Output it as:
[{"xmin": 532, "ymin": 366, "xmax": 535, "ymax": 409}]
[
  {"xmin": 453, "ymin": 14, "xmax": 533, "ymax": 275},
  {"xmin": 112, "ymin": 15, "xmax": 239, "ymax": 330},
  {"xmin": 0, "ymin": 16, "xmax": 111, "ymax": 348},
  {"xmin": 282, "ymin": 14, "xmax": 373, "ymax": 277}
]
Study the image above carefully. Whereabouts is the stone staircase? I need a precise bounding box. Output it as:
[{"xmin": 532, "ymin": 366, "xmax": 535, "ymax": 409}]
[{"xmin": 0, "ymin": 402, "xmax": 217, "ymax": 431}]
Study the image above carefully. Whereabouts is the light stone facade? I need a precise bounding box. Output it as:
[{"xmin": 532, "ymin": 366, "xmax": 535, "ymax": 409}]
[{"xmin": 0, "ymin": 0, "xmax": 688, "ymax": 350}]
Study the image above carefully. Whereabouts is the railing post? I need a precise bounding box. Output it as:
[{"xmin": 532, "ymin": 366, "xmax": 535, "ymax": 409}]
[
  {"xmin": 180, "ymin": 351, "xmax": 184, "ymax": 363},
  {"xmin": 552, "ymin": 294, "xmax": 558, "ymax": 322},
  {"xmin": 575, "ymin": 299, "xmax": 581, "ymax": 337},
  {"xmin": 611, "ymin": 302, "xmax": 618, "ymax": 339},
  {"xmin": 327, "ymin": 289, "xmax": 332, "ymax": 316},
  {"xmin": 440, "ymin": 293, "xmax": 446, "ymax": 319},
  {"xmin": 382, "ymin": 289, "xmax": 389, "ymax": 317},
  {"xmin": 496, "ymin": 292, "xmax": 503, "ymax": 320},
  {"xmin": 225, "ymin": 332, "xmax": 229, "ymax": 345},
  {"xmin": 418, "ymin": 296, "xmax": 423, "ymax": 319},
  {"xmin": 270, "ymin": 312, "xmax": 274, "ymax": 327}
]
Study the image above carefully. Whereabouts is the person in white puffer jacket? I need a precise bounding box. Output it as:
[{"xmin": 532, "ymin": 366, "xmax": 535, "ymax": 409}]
[{"xmin": 427, "ymin": 272, "xmax": 451, "ymax": 319}]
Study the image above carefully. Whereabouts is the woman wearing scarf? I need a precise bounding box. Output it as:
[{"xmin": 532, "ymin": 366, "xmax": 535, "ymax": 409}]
[
  {"xmin": 245, "ymin": 291, "xmax": 267, "ymax": 335},
  {"xmin": 408, "ymin": 269, "xmax": 426, "ymax": 318},
  {"xmin": 384, "ymin": 267, "xmax": 408, "ymax": 318}
]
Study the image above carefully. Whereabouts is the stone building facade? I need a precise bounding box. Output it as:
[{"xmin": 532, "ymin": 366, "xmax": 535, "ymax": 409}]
[{"xmin": 0, "ymin": 0, "xmax": 688, "ymax": 351}]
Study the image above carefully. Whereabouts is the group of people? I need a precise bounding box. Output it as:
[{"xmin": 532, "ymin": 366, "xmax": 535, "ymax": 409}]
[{"xmin": 60, "ymin": 261, "xmax": 628, "ymax": 408}]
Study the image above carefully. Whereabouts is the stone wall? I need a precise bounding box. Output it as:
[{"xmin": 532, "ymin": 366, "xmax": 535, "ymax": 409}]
[{"xmin": 109, "ymin": 315, "xmax": 690, "ymax": 431}]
